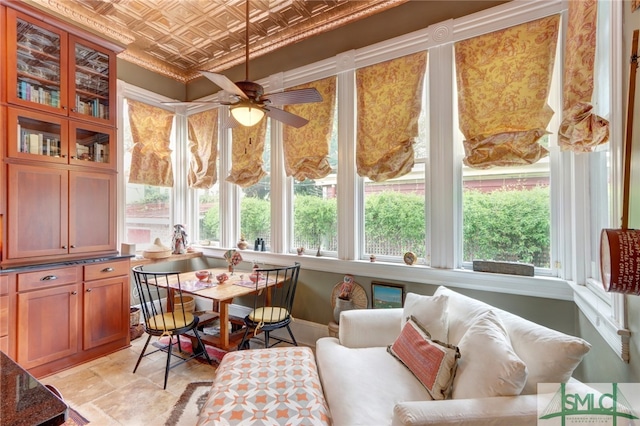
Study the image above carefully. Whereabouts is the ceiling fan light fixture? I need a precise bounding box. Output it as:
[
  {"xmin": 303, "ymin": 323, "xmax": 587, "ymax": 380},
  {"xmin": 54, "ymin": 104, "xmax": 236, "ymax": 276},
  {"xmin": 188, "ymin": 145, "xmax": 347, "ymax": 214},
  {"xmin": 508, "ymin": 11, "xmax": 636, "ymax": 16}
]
[{"xmin": 231, "ymin": 104, "xmax": 265, "ymax": 127}]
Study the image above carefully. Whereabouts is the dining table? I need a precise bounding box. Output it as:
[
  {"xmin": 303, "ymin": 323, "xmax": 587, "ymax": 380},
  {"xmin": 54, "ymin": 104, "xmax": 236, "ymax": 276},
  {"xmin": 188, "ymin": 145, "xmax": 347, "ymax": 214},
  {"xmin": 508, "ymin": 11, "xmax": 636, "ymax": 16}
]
[{"xmin": 165, "ymin": 267, "xmax": 276, "ymax": 351}]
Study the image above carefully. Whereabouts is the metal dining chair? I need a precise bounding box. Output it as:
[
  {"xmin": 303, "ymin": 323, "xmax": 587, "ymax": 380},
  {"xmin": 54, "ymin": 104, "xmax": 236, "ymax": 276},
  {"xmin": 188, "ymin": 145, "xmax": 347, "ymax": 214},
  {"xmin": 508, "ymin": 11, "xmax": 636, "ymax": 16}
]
[
  {"xmin": 131, "ymin": 265, "xmax": 212, "ymax": 389},
  {"xmin": 238, "ymin": 262, "xmax": 301, "ymax": 350}
]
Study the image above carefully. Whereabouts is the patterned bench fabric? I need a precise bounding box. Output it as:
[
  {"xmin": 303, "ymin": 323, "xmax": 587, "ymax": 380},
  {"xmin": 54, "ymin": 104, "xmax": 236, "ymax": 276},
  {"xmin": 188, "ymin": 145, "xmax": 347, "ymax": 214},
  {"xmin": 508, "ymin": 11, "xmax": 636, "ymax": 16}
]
[{"xmin": 197, "ymin": 347, "xmax": 332, "ymax": 425}]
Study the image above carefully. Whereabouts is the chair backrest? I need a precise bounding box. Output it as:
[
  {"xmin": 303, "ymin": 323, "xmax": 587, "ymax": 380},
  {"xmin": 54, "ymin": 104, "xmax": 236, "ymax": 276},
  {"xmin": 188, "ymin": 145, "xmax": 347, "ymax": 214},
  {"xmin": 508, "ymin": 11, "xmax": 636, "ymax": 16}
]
[
  {"xmin": 131, "ymin": 265, "xmax": 193, "ymax": 332},
  {"xmin": 250, "ymin": 262, "xmax": 301, "ymax": 321}
]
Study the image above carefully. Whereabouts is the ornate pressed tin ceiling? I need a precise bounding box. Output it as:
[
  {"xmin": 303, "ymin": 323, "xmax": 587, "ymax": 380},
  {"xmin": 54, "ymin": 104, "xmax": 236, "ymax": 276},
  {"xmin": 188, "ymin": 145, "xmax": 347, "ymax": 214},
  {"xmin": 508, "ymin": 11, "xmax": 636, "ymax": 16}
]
[{"xmin": 26, "ymin": 0, "xmax": 409, "ymax": 83}]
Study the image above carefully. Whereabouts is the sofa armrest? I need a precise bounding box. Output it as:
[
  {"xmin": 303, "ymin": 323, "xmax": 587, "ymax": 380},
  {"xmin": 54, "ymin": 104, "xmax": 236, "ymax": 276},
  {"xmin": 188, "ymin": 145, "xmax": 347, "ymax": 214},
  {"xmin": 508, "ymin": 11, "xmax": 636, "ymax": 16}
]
[
  {"xmin": 339, "ymin": 308, "xmax": 402, "ymax": 348},
  {"xmin": 391, "ymin": 395, "xmax": 540, "ymax": 426}
]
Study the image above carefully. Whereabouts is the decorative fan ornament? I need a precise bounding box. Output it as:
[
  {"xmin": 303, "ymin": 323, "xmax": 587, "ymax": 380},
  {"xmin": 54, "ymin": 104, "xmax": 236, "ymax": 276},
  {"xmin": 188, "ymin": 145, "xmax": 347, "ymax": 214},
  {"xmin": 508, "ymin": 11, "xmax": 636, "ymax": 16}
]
[{"xmin": 164, "ymin": 0, "xmax": 322, "ymax": 128}]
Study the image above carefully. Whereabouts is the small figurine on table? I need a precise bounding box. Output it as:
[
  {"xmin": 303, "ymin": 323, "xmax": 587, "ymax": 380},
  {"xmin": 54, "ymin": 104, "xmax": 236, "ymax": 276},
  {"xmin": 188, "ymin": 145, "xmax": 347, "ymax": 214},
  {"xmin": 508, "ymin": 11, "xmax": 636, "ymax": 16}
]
[{"xmin": 172, "ymin": 224, "xmax": 188, "ymax": 254}]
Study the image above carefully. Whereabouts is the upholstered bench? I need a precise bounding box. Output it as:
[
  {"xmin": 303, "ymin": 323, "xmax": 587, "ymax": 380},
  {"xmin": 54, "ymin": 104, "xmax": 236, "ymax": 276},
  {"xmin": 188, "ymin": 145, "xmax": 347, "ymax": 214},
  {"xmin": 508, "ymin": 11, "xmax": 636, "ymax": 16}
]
[{"xmin": 197, "ymin": 346, "xmax": 332, "ymax": 425}]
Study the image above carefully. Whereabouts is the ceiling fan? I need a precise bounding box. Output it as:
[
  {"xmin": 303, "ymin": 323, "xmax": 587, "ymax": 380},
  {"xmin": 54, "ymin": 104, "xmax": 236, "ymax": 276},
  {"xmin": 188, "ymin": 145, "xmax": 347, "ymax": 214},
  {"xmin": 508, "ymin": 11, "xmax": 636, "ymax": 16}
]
[{"xmin": 165, "ymin": 0, "xmax": 322, "ymax": 128}]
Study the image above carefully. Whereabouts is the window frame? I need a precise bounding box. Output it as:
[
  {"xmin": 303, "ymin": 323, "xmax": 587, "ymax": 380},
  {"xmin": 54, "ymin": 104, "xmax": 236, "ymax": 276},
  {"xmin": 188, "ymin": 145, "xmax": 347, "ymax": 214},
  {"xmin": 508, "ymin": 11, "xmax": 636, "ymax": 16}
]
[{"xmin": 116, "ymin": 0, "xmax": 628, "ymax": 361}]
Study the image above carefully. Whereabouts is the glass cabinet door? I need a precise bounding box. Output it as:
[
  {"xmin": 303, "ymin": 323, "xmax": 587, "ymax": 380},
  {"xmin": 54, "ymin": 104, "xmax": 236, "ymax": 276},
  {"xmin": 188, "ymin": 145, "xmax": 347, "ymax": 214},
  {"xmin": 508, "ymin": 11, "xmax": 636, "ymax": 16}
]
[
  {"xmin": 69, "ymin": 36, "xmax": 115, "ymax": 125},
  {"xmin": 7, "ymin": 108, "xmax": 68, "ymax": 164},
  {"xmin": 68, "ymin": 121, "xmax": 114, "ymax": 169},
  {"xmin": 6, "ymin": 9, "xmax": 68, "ymax": 116}
]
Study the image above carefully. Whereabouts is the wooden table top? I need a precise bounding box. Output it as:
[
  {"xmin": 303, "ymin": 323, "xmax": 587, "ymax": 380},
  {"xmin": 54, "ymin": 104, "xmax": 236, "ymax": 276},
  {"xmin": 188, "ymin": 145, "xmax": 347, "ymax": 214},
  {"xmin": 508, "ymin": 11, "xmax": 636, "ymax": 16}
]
[{"xmin": 171, "ymin": 268, "xmax": 268, "ymax": 302}]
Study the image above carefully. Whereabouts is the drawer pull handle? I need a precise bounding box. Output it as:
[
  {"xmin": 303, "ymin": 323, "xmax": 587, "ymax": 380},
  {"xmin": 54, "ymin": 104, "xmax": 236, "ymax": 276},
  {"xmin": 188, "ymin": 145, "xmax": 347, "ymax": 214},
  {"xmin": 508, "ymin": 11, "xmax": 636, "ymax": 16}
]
[
  {"xmin": 71, "ymin": 291, "xmax": 77, "ymax": 295},
  {"xmin": 101, "ymin": 267, "xmax": 114, "ymax": 273},
  {"xmin": 41, "ymin": 275, "xmax": 58, "ymax": 281},
  {"xmin": 86, "ymin": 288, "xmax": 92, "ymax": 293}
]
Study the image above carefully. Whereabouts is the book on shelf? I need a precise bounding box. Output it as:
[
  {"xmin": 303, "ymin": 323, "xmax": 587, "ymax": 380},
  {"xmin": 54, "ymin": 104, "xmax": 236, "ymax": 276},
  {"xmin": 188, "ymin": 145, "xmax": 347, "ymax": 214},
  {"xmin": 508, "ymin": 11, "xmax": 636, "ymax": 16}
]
[{"xmin": 29, "ymin": 134, "xmax": 40, "ymax": 154}]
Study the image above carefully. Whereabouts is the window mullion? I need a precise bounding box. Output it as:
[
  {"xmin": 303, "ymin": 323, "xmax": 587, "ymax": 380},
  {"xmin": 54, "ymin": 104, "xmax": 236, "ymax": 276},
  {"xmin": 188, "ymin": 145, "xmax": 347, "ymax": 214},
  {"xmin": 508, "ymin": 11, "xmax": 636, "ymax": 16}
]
[
  {"xmin": 428, "ymin": 44, "xmax": 456, "ymax": 269},
  {"xmin": 336, "ymin": 51, "xmax": 358, "ymax": 260},
  {"xmin": 219, "ymin": 111, "xmax": 238, "ymax": 248},
  {"xmin": 269, "ymin": 74, "xmax": 286, "ymax": 254}
]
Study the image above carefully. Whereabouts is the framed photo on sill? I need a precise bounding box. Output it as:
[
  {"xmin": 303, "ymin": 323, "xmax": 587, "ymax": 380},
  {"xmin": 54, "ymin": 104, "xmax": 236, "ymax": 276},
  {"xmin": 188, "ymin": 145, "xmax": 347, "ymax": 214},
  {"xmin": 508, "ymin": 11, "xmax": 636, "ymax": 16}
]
[{"xmin": 371, "ymin": 282, "xmax": 405, "ymax": 309}]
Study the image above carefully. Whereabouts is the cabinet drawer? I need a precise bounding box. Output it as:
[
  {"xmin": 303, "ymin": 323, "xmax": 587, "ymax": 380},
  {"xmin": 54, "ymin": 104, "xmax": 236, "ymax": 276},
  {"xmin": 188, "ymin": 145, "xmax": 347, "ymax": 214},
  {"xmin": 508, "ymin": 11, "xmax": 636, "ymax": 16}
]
[
  {"xmin": 0, "ymin": 275, "xmax": 8, "ymax": 295},
  {"xmin": 84, "ymin": 259, "xmax": 129, "ymax": 281},
  {"xmin": 17, "ymin": 267, "xmax": 79, "ymax": 292}
]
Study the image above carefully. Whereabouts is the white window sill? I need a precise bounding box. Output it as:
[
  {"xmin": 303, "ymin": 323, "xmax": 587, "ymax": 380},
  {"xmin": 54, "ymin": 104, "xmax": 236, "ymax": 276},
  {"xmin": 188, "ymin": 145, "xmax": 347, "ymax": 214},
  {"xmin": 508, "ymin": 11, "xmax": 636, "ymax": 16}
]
[
  {"xmin": 199, "ymin": 246, "xmax": 573, "ymax": 300},
  {"xmin": 569, "ymin": 281, "xmax": 630, "ymax": 362}
]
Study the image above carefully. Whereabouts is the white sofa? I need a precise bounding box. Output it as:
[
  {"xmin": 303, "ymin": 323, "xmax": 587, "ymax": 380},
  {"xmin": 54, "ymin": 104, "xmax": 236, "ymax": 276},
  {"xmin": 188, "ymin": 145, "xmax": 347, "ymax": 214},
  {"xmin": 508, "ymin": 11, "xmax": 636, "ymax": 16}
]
[{"xmin": 315, "ymin": 286, "xmax": 591, "ymax": 426}]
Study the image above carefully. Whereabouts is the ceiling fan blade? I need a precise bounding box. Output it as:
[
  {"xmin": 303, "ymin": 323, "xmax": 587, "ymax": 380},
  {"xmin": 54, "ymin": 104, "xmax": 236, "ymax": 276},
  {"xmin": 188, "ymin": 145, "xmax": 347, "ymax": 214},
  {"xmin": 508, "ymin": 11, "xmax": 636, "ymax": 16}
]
[
  {"xmin": 264, "ymin": 106, "xmax": 309, "ymax": 128},
  {"xmin": 263, "ymin": 88, "xmax": 322, "ymax": 106},
  {"xmin": 199, "ymin": 70, "xmax": 248, "ymax": 99}
]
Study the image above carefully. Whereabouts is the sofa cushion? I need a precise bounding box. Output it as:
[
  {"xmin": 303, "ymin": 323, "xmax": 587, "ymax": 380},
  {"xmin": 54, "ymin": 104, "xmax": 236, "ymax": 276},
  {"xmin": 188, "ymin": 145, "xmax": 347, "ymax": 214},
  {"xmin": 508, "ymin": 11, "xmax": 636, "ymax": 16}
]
[
  {"xmin": 402, "ymin": 293, "xmax": 449, "ymax": 342},
  {"xmin": 388, "ymin": 316, "xmax": 460, "ymax": 400},
  {"xmin": 316, "ymin": 337, "xmax": 432, "ymax": 425},
  {"xmin": 435, "ymin": 286, "xmax": 591, "ymax": 395},
  {"xmin": 453, "ymin": 310, "xmax": 528, "ymax": 399}
]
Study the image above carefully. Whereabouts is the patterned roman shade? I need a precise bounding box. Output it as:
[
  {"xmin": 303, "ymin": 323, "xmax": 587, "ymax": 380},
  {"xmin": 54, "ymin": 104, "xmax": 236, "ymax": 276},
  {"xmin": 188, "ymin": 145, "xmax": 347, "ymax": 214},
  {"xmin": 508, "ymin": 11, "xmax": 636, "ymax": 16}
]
[
  {"xmin": 455, "ymin": 15, "xmax": 560, "ymax": 169},
  {"xmin": 356, "ymin": 51, "xmax": 427, "ymax": 182},
  {"xmin": 226, "ymin": 119, "xmax": 268, "ymax": 187},
  {"xmin": 558, "ymin": 0, "xmax": 609, "ymax": 152},
  {"xmin": 283, "ymin": 76, "xmax": 336, "ymax": 181},
  {"xmin": 127, "ymin": 99, "xmax": 174, "ymax": 187},
  {"xmin": 187, "ymin": 109, "xmax": 218, "ymax": 189}
]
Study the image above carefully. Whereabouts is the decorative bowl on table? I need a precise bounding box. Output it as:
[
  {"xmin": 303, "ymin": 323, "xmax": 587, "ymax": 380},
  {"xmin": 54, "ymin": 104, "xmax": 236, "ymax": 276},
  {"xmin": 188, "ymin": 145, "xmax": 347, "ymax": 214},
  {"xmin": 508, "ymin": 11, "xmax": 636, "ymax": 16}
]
[
  {"xmin": 216, "ymin": 273, "xmax": 229, "ymax": 284},
  {"xmin": 249, "ymin": 272, "xmax": 262, "ymax": 283},
  {"xmin": 195, "ymin": 270, "xmax": 210, "ymax": 281}
]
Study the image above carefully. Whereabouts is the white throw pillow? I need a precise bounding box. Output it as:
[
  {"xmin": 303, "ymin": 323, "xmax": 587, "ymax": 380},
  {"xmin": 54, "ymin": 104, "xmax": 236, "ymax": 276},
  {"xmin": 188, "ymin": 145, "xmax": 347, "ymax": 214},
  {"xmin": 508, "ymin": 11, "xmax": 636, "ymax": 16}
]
[
  {"xmin": 402, "ymin": 293, "xmax": 449, "ymax": 343},
  {"xmin": 452, "ymin": 310, "xmax": 528, "ymax": 399},
  {"xmin": 499, "ymin": 310, "xmax": 591, "ymax": 394},
  {"xmin": 434, "ymin": 286, "xmax": 495, "ymax": 345}
]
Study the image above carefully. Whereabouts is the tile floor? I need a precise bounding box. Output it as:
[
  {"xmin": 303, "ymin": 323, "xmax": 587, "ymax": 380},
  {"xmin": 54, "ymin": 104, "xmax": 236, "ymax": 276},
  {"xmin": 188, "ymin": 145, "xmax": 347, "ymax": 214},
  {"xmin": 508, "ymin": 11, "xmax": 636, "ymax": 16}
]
[{"xmin": 40, "ymin": 333, "xmax": 219, "ymax": 425}]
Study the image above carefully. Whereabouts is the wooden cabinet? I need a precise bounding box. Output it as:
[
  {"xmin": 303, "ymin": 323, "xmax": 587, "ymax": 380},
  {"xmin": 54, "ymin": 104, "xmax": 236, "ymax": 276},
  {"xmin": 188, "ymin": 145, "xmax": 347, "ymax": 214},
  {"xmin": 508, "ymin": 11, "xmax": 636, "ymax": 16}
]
[
  {"xmin": 5, "ymin": 163, "xmax": 116, "ymax": 261},
  {"xmin": 7, "ymin": 163, "xmax": 68, "ymax": 259},
  {"xmin": 7, "ymin": 107, "xmax": 114, "ymax": 169},
  {"xmin": 0, "ymin": 1, "xmax": 126, "ymax": 378},
  {"xmin": 1, "ymin": 2, "xmax": 119, "ymax": 268},
  {"xmin": 83, "ymin": 261, "xmax": 130, "ymax": 350},
  {"xmin": 5, "ymin": 8, "xmax": 115, "ymax": 126},
  {"xmin": 12, "ymin": 259, "xmax": 130, "ymax": 376},
  {"xmin": 69, "ymin": 170, "xmax": 116, "ymax": 254},
  {"xmin": 16, "ymin": 266, "xmax": 80, "ymax": 370}
]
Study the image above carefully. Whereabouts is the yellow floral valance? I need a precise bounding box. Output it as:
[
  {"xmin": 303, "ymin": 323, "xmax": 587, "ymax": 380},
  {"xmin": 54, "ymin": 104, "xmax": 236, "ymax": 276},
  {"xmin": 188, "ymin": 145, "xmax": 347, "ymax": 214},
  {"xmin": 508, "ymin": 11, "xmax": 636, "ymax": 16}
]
[
  {"xmin": 455, "ymin": 15, "xmax": 560, "ymax": 169},
  {"xmin": 558, "ymin": 0, "xmax": 609, "ymax": 152},
  {"xmin": 226, "ymin": 119, "xmax": 267, "ymax": 188},
  {"xmin": 127, "ymin": 99, "xmax": 175, "ymax": 187},
  {"xmin": 356, "ymin": 51, "xmax": 427, "ymax": 182},
  {"xmin": 283, "ymin": 76, "xmax": 336, "ymax": 181},
  {"xmin": 188, "ymin": 109, "xmax": 218, "ymax": 189}
]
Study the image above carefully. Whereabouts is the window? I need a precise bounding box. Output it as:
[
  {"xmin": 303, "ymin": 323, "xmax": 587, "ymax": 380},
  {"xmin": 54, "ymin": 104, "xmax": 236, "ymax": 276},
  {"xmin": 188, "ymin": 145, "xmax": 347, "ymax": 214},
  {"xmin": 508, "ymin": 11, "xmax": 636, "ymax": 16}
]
[
  {"xmin": 363, "ymin": 100, "xmax": 428, "ymax": 262},
  {"xmin": 240, "ymin": 125, "xmax": 271, "ymax": 250},
  {"xmin": 291, "ymin": 117, "xmax": 338, "ymax": 255},
  {"xmin": 122, "ymin": 97, "xmax": 175, "ymax": 250},
  {"xmin": 197, "ymin": 179, "xmax": 220, "ymax": 246}
]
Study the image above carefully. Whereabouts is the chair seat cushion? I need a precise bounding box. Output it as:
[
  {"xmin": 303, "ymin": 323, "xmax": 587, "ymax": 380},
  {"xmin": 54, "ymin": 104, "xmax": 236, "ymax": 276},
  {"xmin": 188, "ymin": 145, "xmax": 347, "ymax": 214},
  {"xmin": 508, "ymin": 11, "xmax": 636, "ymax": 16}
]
[
  {"xmin": 147, "ymin": 312, "xmax": 195, "ymax": 331},
  {"xmin": 249, "ymin": 306, "xmax": 289, "ymax": 323}
]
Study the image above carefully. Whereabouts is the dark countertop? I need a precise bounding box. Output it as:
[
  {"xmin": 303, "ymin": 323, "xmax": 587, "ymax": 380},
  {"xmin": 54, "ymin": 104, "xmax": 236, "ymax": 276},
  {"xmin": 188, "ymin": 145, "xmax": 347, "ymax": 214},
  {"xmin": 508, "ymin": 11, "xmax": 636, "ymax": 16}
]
[
  {"xmin": 0, "ymin": 254, "xmax": 134, "ymax": 273},
  {"xmin": 1, "ymin": 351, "xmax": 67, "ymax": 426}
]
